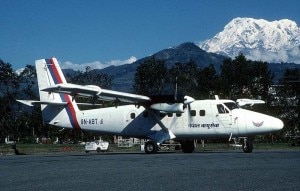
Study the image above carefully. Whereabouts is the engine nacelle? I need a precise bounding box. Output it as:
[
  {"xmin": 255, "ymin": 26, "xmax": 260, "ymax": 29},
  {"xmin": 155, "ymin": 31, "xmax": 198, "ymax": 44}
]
[
  {"xmin": 150, "ymin": 103, "xmax": 184, "ymax": 113},
  {"xmin": 84, "ymin": 85, "xmax": 102, "ymax": 94}
]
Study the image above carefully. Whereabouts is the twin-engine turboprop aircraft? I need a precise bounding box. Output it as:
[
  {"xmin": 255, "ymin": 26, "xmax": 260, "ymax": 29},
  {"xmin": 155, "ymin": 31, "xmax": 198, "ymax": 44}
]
[{"xmin": 17, "ymin": 58, "xmax": 284, "ymax": 154}]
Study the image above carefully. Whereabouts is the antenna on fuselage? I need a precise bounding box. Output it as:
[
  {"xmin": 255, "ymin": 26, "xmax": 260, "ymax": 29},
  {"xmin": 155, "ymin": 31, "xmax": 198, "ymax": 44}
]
[{"xmin": 174, "ymin": 77, "xmax": 178, "ymax": 101}]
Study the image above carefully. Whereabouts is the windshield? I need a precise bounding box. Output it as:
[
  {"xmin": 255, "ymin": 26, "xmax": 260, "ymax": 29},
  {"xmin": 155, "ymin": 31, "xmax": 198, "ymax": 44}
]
[{"xmin": 223, "ymin": 102, "xmax": 239, "ymax": 110}]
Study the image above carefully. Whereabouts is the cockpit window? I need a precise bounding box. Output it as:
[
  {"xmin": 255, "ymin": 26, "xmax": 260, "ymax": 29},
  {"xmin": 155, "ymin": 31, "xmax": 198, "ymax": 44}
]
[
  {"xmin": 224, "ymin": 102, "xmax": 239, "ymax": 110},
  {"xmin": 217, "ymin": 104, "xmax": 229, "ymax": 114}
]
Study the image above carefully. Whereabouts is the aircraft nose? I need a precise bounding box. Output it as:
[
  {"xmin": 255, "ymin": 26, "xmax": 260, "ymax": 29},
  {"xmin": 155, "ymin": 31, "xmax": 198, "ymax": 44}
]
[
  {"xmin": 267, "ymin": 117, "xmax": 284, "ymax": 131},
  {"xmin": 271, "ymin": 118, "xmax": 284, "ymax": 131}
]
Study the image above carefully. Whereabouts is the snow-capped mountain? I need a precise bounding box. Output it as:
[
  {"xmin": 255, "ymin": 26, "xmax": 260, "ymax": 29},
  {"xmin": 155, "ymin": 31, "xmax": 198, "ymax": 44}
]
[{"xmin": 198, "ymin": 17, "xmax": 300, "ymax": 64}]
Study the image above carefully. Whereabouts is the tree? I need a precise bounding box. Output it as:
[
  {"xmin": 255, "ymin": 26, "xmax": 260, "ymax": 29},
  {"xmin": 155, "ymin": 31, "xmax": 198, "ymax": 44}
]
[
  {"xmin": 18, "ymin": 65, "xmax": 37, "ymax": 99},
  {"xmin": 274, "ymin": 68, "xmax": 299, "ymax": 142},
  {"xmin": 15, "ymin": 65, "xmax": 37, "ymax": 141},
  {"xmin": 249, "ymin": 61, "xmax": 273, "ymax": 101},
  {"xmin": 220, "ymin": 54, "xmax": 252, "ymax": 99},
  {"xmin": 220, "ymin": 53, "xmax": 273, "ymax": 100},
  {"xmin": 0, "ymin": 59, "xmax": 20, "ymax": 142},
  {"xmin": 196, "ymin": 64, "xmax": 220, "ymax": 99},
  {"xmin": 133, "ymin": 57, "xmax": 168, "ymax": 95},
  {"xmin": 168, "ymin": 61, "xmax": 199, "ymax": 97},
  {"xmin": 133, "ymin": 59, "xmax": 222, "ymax": 99},
  {"xmin": 66, "ymin": 67, "xmax": 112, "ymax": 88}
]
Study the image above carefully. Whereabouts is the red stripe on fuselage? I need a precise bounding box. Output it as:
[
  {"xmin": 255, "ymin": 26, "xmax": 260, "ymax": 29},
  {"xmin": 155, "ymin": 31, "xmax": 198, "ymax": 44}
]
[{"xmin": 49, "ymin": 58, "xmax": 80, "ymax": 129}]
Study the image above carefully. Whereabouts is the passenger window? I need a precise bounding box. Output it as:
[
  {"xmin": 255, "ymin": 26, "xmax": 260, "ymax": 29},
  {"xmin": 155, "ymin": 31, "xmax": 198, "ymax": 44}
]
[
  {"xmin": 130, "ymin": 113, "xmax": 136, "ymax": 119},
  {"xmin": 190, "ymin": 110, "xmax": 196, "ymax": 116},
  {"xmin": 217, "ymin": 104, "xmax": 229, "ymax": 114},
  {"xmin": 199, "ymin": 110, "xmax": 205, "ymax": 116}
]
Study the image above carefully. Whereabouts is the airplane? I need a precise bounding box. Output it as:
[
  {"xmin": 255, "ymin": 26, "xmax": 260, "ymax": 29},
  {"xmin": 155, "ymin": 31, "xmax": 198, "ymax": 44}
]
[{"xmin": 17, "ymin": 57, "xmax": 284, "ymax": 154}]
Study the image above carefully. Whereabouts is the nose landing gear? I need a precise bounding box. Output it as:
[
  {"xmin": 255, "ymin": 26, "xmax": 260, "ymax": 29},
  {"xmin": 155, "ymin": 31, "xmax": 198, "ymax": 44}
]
[{"xmin": 242, "ymin": 138, "xmax": 253, "ymax": 153}]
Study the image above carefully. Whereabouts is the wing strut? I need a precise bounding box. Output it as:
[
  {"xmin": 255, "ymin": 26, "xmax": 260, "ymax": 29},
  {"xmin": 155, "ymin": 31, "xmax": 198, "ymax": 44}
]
[{"xmin": 147, "ymin": 110, "xmax": 176, "ymax": 144}]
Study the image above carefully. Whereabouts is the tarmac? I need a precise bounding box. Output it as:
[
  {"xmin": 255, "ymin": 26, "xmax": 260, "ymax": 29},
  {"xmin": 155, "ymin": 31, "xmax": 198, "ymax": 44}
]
[{"xmin": 1, "ymin": 150, "xmax": 299, "ymax": 191}]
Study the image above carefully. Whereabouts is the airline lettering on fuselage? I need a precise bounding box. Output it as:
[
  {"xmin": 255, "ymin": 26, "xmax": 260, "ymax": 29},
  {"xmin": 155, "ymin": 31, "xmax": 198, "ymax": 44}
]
[
  {"xmin": 80, "ymin": 118, "xmax": 103, "ymax": 125},
  {"xmin": 189, "ymin": 123, "xmax": 219, "ymax": 129}
]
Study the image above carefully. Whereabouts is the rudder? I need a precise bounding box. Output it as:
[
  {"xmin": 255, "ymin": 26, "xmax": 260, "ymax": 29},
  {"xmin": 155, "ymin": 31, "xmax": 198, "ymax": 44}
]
[{"xmin": 35, "ymin": 58, "xmax": 80, "ymax": 129}]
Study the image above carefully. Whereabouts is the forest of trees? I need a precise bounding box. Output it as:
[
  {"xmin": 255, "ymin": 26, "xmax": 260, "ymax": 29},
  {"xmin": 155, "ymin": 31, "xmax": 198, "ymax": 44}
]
[{"xmin": 0, "ymin": 54, "xmax": 299, "ymax": 144}]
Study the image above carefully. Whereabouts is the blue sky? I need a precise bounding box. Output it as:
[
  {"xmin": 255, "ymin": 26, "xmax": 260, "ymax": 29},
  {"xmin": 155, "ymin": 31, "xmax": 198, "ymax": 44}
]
[{"xmin": 1, "ymin": 0, "xmax": 299, "ymax": 70}]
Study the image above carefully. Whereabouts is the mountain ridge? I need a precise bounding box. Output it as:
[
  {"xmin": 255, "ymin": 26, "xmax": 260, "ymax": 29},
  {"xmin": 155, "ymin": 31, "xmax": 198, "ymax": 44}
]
[
  {"xmin": 98, "ymin": 42, "xmax": 226, "ymax": 91},
  {"xmin": 134, "ymin": 42, "xmax": 226, "ymax": 69}
]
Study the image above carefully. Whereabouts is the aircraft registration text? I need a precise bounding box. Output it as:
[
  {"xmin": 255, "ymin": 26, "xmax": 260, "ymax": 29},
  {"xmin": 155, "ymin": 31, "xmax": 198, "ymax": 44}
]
[{"xmin": 81, "ymin": 118, "xmax": 103, "ymax": 125}]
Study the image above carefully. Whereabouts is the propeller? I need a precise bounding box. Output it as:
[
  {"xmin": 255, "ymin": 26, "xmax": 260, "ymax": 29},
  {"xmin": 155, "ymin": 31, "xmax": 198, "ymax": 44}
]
[{"xmin": 173, "ymin": 76, "xmax": 195, "ymax": 105}]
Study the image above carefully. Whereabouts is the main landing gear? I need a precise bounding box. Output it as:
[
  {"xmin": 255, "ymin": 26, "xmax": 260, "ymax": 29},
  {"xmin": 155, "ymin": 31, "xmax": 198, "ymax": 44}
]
[
  {"xmin": 242, "ymin": 138, "xmax": 253, "ymax": 153},
  {"xmin": 180, "ymin": 140, "xmax": 195, "ymax": 153},
  {"xmin": 144, "ymin": 141, "xmax": 158, "ymax": 154},
  {"xmin": 144, "ymin": 140, "xmax": 196, "ymax": 154}
]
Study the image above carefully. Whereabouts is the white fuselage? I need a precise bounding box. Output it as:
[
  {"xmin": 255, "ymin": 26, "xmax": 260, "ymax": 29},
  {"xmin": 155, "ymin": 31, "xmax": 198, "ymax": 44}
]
[{"xmin": 54, "ymin": 100, "xmax": 283, "ymax": 140}]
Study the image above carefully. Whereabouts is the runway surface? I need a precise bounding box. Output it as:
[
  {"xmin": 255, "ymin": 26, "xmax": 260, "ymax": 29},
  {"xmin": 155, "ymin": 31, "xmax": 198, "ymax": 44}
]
[{"xmin": 1, "ymin": 150, "xmax": 299, "ymax": 191}]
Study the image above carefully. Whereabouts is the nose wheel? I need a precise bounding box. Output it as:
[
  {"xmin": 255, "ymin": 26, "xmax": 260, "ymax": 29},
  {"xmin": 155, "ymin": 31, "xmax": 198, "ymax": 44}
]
[{"xmin": 242, "ymin": 138, "xmax": 253, "ymax": 153}]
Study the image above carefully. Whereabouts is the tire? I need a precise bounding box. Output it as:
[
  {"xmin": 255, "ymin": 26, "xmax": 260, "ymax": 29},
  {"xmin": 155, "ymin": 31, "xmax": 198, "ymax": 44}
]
[
  {"xmin": 85, "ymin": 150, "xmax": 89, "ymax": 153},
  {"xmin": 242, "ymin": 139, "xmax": 253, "ymax": 153},
  {"xmin": 96, "ymin": 147, "xmax": 101, "ymax": 153},
  {"xmin": 181, "ymin": 140, "xmax": 195, "ymax": 153},
  {"xmin": 144, "ymin": 141, "xmax": 158, "ymax": 154}
]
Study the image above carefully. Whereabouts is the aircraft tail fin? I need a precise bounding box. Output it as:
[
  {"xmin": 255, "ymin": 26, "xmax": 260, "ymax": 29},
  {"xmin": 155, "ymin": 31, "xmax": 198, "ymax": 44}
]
[{"xmin": 35, "ymin": 58, "xmax": 80, "ymax": 129}]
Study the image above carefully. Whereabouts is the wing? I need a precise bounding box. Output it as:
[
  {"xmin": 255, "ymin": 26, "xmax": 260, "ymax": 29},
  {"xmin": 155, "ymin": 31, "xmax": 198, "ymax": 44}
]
[
  {"xmin": 41, "ymin": 83, "xmax": 151, "ymax": 104},
  {"xmin": 99, "ymin": 89, "xmax": 151, "ymax": 103}
]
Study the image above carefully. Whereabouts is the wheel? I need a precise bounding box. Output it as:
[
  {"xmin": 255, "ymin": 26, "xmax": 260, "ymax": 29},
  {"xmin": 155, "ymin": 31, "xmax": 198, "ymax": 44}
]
[
  {"xmin": 242, "ymin": 139, "xmax": 253, "ymax": 153},
  {"xmin": 181, "ymin": 140, "xmax": 195, "ymax": 153},
  {"xmin": 85, "ymin": 150, "xmax": 89, "ymax": 153},
  {"xmin": 96, "ymin": 147, "xmax": 101, "ymax": 153},
  {"xmin": 144, "ymin": 141, "xmax": 158, "ymax": 154}
]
